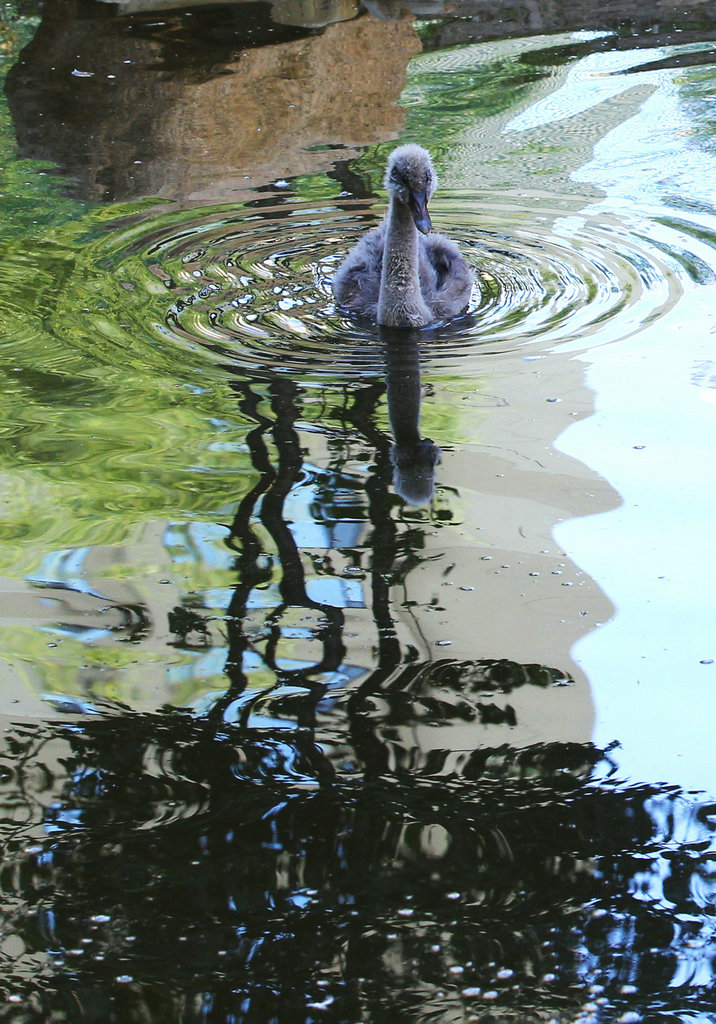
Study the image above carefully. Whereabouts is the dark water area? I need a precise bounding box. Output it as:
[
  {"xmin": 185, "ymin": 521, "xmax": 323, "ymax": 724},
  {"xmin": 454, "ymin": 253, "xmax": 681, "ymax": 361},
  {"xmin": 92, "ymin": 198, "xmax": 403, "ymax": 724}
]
[
  {"xmin": 0, "ymin": 0, "xmax": 715, "ymax": 1021},
  {"xmin": 2, "ymin": 712, "xmax": 714, "ymax": 1024}
]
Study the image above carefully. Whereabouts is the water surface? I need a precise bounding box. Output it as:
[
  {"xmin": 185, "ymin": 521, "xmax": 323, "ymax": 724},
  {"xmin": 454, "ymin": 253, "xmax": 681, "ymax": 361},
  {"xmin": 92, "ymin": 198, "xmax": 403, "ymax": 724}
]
[{"xmin": 0, "ymin": 3, "xmax": 715, "ymax": 1021}]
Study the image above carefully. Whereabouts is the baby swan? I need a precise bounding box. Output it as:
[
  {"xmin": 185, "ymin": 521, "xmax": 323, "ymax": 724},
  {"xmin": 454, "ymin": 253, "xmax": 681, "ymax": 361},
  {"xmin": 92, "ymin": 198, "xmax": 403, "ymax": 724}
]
[{"xmin": 333, "ymin": 144, "xmax": 474, "ymax": 328}]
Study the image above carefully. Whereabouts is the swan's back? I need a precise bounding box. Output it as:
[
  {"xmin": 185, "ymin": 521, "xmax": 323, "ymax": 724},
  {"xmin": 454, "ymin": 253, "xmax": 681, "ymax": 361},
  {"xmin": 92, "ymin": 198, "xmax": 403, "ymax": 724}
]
[
  {"xmin": 334, "ymin": 225, "xmax": 473, "ymax": 322},
  {"xmin": 332, "ymin": 223, "xmax": 387, "ymax": 320},
  {"xmin": 419, "ymin": 233, "xmax": 474, "ymax": 321}
]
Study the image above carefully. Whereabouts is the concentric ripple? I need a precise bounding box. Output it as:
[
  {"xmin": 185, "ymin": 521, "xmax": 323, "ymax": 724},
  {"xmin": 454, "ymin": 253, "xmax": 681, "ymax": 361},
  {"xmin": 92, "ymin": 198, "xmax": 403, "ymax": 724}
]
[{"xmin": 60, "ymin": 190, "xmax": 706, "ymax": 384}]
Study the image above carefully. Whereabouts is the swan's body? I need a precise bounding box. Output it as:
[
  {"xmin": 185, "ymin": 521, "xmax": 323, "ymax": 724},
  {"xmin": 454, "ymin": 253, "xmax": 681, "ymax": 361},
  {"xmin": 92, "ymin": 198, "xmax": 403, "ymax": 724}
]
[{"xmin": 333, "ymin": 144, "xmax": 474, "ymax": 328}]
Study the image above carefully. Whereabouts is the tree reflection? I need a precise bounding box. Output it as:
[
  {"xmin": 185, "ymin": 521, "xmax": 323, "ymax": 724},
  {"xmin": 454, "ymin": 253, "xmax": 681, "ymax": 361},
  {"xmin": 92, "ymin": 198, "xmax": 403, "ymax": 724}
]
[
  {"xmin": 0, "ymin": 710, "xmax": 714, "ymax": 1024},
  {"xmin": 164, "ymin": 359, "xmax": 449, "ymax": 728},
  {"xmin": 212, "ymin": 378, "xmax": 346, "ymax": 730}
]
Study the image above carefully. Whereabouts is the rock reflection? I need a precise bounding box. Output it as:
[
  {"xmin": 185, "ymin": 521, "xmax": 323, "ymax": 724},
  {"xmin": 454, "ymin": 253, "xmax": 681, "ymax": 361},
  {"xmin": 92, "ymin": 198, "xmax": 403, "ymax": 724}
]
[{"xmin": 6, "ymin": 0, "xmax": 419, "ymax": 202}]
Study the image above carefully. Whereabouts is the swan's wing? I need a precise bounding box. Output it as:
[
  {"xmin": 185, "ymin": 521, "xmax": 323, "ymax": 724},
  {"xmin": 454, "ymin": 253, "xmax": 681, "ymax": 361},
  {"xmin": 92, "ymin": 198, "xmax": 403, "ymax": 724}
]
[
  {"xmin": 419, "ymin": 232, "xmax": 475, "ymax": 319},
  {"xmin": 332, "ymin": 224, "xmax": 386, "ymax": 318}
]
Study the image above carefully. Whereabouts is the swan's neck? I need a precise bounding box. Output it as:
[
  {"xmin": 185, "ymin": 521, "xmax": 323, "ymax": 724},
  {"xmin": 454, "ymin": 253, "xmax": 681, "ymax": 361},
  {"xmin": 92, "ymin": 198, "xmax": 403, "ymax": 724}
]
[{"xmin": 377, "ymin": 200, "xmax": 431, "ymax": 328}]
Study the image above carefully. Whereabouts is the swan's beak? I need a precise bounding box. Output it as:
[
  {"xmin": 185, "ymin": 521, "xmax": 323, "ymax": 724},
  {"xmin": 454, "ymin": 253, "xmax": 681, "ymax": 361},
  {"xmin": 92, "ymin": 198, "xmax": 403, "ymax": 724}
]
[{"xmin": 409, "ymin": 189, "xmax": 432, "ymax": 234}]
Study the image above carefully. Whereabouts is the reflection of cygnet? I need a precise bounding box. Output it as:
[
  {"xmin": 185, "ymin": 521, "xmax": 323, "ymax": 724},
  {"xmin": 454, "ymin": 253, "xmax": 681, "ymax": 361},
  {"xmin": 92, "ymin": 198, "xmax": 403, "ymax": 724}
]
[
  {"xmin": 391, "ymin": 437, "xmax": 441, "ymax": 506},
  {"xmin": 383, "ymin": 327, "xmax": 441, "ymax": 505}
]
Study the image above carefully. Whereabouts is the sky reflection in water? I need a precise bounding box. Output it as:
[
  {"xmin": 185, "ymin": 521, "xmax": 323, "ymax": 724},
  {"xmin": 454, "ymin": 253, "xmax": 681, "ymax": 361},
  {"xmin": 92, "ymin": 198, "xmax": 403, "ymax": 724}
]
[
  {"xmin": 545, "ymin": 46, "xmax": 716, "ymax": 794},
  {"xmin": 0, "ymin": 3, "xmax": 714, "ymax": 1022}
]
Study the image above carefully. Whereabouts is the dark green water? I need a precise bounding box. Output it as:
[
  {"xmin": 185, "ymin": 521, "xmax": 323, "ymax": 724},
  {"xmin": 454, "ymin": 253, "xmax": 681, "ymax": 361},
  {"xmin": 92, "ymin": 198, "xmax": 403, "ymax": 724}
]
[{"xmin": 0, "ymin": 2, "xmax": 714, "ymax": 1021}]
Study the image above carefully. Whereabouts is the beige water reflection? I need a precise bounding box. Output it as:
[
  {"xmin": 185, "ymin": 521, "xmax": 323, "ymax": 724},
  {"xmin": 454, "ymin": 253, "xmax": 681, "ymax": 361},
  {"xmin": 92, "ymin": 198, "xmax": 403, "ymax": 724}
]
[{"xmin": 0, "ymin": 347, "xmax": 617, "ymax": 754}]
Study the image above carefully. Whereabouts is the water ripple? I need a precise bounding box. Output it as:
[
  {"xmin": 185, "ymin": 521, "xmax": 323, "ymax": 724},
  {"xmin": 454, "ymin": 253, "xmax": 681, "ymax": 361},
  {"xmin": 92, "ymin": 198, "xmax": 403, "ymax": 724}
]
[{"xmin": 46, "ymin": 190, "xmax": 707, "ymax": 385}]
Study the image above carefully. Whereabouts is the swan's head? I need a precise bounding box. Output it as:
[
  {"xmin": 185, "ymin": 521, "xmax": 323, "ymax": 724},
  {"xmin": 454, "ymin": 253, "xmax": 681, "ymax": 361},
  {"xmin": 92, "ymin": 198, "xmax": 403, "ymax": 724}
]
[{"xmin": 385, "ymin": 144, "xmax": 437, "ymax": 234}]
